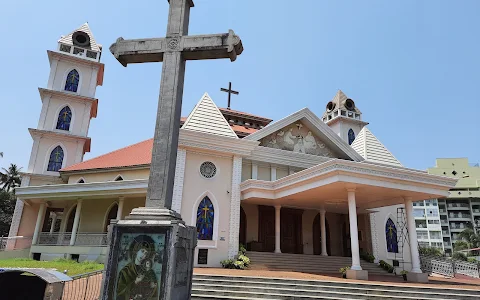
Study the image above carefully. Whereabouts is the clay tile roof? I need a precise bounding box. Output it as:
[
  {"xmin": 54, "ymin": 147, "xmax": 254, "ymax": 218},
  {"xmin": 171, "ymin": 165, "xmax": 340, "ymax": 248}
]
[
  {"xmin": 60, "ymin": 139, "xmax": 153, "ymax": 172},
  {"xmin": 218, "ymin": 108, "xmax": 272, "ymax": 123}
]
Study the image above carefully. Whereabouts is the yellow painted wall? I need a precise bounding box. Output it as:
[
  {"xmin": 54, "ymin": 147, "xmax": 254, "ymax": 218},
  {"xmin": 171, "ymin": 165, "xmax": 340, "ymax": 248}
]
[
  {"xmin": 68, "ymin": 168, "xmax": 150, "ymax": 184},
  {"xmin": 242, "ymin": 203, "xmax": 258, "ymax": 242}
]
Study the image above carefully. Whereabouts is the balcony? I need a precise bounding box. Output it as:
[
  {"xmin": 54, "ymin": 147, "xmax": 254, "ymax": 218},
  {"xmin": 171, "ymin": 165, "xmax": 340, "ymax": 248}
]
[
  {"xmin": 447, "ymin": 203, "xmax": 470, "ymax": 210},
  {"xmin": 442, "ymin": 230, "xmax": 450, "ymax": 235},
  {"xmin": 443, "ymin": 242, "xmax": 452, "ymax": 248},
  {"xmin": 472, "ymin": 208, "xmax": 480, "ymax": 214},
  {"xmin": 440, "ymin": 219, "xmax": 449, "ymax": 225},
  {"xmin": 37, "ymin": 232, "xmax": 108, "ymax": 247},
  {"xmin": 449, "ymin": 223, "xmax": 468, "ymax": 231},
  {"xmin": 439, "ymin": 208, "xmax": 447, "ymax": 214},
  {"xmin": 449, "ymin": 213, "xmax": 472, "ymax": 221}
]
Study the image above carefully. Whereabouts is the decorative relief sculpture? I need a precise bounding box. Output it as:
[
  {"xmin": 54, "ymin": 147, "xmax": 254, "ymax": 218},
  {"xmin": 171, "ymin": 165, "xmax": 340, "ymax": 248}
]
[{"xmin": 260, "ymin": 122, "xmax": 335, "ymax": 157}]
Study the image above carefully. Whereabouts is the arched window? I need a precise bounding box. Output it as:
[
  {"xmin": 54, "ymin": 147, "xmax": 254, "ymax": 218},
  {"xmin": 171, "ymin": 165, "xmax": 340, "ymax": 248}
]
[
  {"xmin": 104, "ymin": 203, "xmax": 118, "ymax": 232},
  {"xmin": 65, "ymin": 69, "xmax": 80, "ymax": 92},
  {"xmin": 348, "ymin": 129, "xmax": 355, "ymax": 145},
  {"xmin": 47, "ymin": 146, "xmax": 64, "ymax": 172},
  {"xmin": 386, "ymin": 218, "xmax": 399, "ymax": 253},
  {"xmin": 196, "ymin": 196, "xmax": 214, "ymax": 240},
  {"xmin": 56, "ymin": 106, "xmax": 72, "ymax": 131}
]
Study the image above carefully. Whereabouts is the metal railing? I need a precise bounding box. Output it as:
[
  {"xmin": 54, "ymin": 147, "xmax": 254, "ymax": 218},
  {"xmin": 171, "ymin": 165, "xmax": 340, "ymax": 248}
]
[
  {"xmin": 62, "ymin": 270, "xmax": 103, "ymax": 300},
  {"xmin": 0, "ymin": 236, "xmax": 32, "ymax": 251},
  {"xmin": 37, "ymin": 233, "xmax": 108, "ymax": 247}
]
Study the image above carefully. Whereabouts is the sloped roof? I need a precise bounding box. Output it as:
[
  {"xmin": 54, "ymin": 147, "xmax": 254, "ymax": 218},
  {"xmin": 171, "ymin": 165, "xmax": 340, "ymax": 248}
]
[
  {"xmin": 58, "ymin": 23, "xmax": 101, "ymax": 52},
  {"xmin": 61, "ymin": 139, "xmax": 153, "ymax": 172},
  {"xmin": 181, "ymin": 93, "xmax": 238, "ymax": 138},
  {"xmin": 322, "ymin": 90, "xmax": 362, "ymax": 119},
  {"xmin": 351, "ymin": 127, "xmax": 403, "ymax": 167}
]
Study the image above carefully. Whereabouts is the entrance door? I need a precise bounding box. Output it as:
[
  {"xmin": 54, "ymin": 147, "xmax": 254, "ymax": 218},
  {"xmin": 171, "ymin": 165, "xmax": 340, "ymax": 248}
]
[
  {"xmin": 312, "ymin": 213, "xmax": 330, "ymax": 255},
  {"xmin": 281, "ymin": 208, "xmax": 303, "ymax": 254},
  {"xmin": 258, "ymin": 206, "xmax": 275, "ymax": 252}
]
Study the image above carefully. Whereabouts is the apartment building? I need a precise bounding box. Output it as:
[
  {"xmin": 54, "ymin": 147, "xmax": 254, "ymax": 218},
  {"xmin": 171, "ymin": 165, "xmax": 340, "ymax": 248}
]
[{"xmin": 427, "ymin": 158, "xmax": 480, "ymax": 256}]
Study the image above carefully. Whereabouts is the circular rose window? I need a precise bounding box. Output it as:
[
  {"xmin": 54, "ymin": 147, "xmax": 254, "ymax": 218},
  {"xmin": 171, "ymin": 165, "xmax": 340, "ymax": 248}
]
[{"xmin": 200, "ymin": 161, "xmax": 217, "ymax": 179}]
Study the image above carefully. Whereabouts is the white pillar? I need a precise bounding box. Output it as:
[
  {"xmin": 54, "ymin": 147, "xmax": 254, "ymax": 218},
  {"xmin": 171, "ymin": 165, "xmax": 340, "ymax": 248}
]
[
  {"xmin": 405, "ymin": 197, "xmax": 422, "ymax": 273},
  {"xmin": 228, "ymin": 156, "xmax": 243, "ymax": 259},
  {"xmin": 49, "ymin": 213, "xmax": 57, "ymax": 233},
  {"xmin": 347, "ymin": 189, "xmax": 362, "ymax": 270},
  {"xmin": 275, "ymin": 205, "xmax": 281, "ymax": 253},
  {"xmin": 320, "ymin": 209, "xmax": 328, "ymax": 256},
  {"xmin": 32, "ymin": 202, "xmax": 46, "ymax": 245},
  {"xmin": 69, "ymin": 199, "xmax": 83, "ymax": 246},
  {"xmin": 117, "ymin": 197, "xmax": 124, "ymax": 220},
  {"xmin": 252, "ymin": 163, "xmax": 258, "ymax": 180},
  {"xmin": 271, "ymin": 166, "xmax": 277, "ymax": 181}
]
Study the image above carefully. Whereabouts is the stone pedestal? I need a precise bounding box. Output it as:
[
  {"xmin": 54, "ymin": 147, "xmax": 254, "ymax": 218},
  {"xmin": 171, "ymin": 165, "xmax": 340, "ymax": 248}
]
[
  {"xmin": 406, "ymin": 272, "xmax": 429, "ymax": 283},
  {"xmin": 101, "ymin": 208, "xmax": 197, "ymax": 300},
  {"xmin": 346, "ymin": 269, "xmax": 369, "ymax": 280}
]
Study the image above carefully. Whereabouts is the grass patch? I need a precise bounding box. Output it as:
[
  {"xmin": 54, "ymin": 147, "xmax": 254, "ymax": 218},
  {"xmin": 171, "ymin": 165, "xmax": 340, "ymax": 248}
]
[{"xmin": 0, "ymin": 258, "xmax": 103, "ymax": 276}]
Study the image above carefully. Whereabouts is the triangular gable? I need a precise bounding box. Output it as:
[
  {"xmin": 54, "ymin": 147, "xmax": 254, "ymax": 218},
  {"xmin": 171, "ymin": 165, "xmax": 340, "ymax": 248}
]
[
  {"xmin": 181, "ymin": 93, "xmax": 238, "ymax": 138},
  {"xmin": 259, "ymin": 121, "xmax": 337, "ymax": 158},
  {"xmin": 351, "ymin": 127, "xmax": 403, "ymax": 167},
  {"xmin": 58, "ymin": 23, "xmax": 101, "ymax": 52},
  {"xmin": 246, "ymin": 108, "xmax": 364, "ymax": 161}
]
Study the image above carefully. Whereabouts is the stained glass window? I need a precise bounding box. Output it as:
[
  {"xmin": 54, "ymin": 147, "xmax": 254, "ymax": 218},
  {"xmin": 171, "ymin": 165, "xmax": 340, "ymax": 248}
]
[
  {"xmin": 196, "ymin": 196, "xmax": 214, "ymax": 240},
  {"xmin": 47, "ymin": 146, "xmax": 64, "ymax": 172},
  {"xmin": 386, "ymin": 218, "xmax": 399, "ymax": 253},
  {"xmin": 65, "ymin": 69, "xmax": 79, "ymax": 92},
  {"xmin": 56, "ymin": 106, "xmax": 72, "ymax": 131},
  {"xmin": 348, "ymin": 129, "xmax": 355, "ymax": 145}
]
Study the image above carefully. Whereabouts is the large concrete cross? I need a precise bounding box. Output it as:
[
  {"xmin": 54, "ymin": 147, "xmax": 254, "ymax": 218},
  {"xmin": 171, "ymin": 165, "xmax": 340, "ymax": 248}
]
[{"xmin": 110, "ymin": 0, "xmax": 243, "ymax": 210}]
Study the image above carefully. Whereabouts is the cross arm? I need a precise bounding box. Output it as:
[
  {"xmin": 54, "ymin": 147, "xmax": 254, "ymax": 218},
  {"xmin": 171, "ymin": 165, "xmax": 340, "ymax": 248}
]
[
  {"xmin": 182, "ymin": 30, "xmax": 244, "ymax": 62},
  {"xmin": 109, "ymin": 30, "xmax": 243, "ymax": 67},
  {"xmin": 109, "ymin": 38, "xmax": 166, "ymax": 67}
]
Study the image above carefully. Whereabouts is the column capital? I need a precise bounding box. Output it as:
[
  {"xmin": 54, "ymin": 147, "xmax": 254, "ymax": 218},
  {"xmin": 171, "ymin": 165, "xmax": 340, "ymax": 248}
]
[
  {"xmin": 274, "ymin": 204, "xmax": 282, "ymax": 210},
  {"xmin": 119, "ymin": 196, "xmax": 125, "ymax": 201},
  {"xmin": 319, "ymin": 209, "xmax": 326, "ymax": 215},
  {"xmin": 403, "ymin": 196, "xmax": 413, "ymax": 202},
  {"xmin": 77, "ymin": 198, "xmax": 83, "ymax": 204}
]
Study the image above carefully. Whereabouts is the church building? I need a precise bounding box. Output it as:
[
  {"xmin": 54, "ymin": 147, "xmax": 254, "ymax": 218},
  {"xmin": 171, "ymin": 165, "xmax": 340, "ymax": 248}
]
[{"xmin": 8, "ymin": 24, "xmax": 457, "ymax": 281}]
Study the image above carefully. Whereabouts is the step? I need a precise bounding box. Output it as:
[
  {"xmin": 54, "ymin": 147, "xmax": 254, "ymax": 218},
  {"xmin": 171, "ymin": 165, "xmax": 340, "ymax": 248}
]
[
  {"xmin": 192, "ymin": 282, "xmax": 460, "ymax": 300},
  {"xmin": 192, "ymin": 274, "xmax": 480, "ymax": 299}
]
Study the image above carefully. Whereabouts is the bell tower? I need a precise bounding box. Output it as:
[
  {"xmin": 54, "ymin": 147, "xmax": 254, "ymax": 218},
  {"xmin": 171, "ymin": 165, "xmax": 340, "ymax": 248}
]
[
  {"xmin": 27, "ymin": 23, "xmax": 104, "ymax": 176},
  {"xmin": 7, "ymin": 23, "xmax": 104, "ymax": 244},
  {"xmin": 322, "ymin": 90, "xmax": 368, "ymax": 145}
]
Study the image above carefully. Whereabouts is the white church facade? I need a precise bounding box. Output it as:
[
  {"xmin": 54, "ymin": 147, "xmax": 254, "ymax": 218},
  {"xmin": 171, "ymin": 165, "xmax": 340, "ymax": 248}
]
[{"xmin": 7, "ymin": 24, "xmax": 457, "ymax": 281}]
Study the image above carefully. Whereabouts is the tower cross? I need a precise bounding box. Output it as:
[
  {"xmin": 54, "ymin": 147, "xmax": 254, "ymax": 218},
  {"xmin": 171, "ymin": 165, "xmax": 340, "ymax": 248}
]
[
  {"xmin": 110, "ymin": 0, "xmax": 243, "ymax": 210},
  {"xmin": 220, "ymin": 81, "xmax": 239, "ymax": 109}
]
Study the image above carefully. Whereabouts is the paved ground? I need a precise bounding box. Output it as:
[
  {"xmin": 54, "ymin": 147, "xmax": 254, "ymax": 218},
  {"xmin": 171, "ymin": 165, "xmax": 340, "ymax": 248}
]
[{"xmin": 194, "ymin": 267, "xmax": 480, "ymax": 290}]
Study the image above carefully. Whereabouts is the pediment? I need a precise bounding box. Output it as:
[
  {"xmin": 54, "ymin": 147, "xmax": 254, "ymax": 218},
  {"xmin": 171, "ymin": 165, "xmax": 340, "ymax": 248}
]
[
  {"xmin": 246, "ymin": 108, "xmax": 364, "ymax": 161},
  {"xmin": 259, "ymin": 121, "xmax": 337, "ymax": 158}
]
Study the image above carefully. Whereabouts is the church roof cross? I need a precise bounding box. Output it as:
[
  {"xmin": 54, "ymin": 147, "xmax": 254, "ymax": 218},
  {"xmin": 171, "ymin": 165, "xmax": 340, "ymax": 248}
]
[
  {"xmin": 109, "ymin": 0, "xmax": 244, "ymax": 210},
  {"xmin": 220, "ymin": 82, "xmax": 239, "ymax": 109}
]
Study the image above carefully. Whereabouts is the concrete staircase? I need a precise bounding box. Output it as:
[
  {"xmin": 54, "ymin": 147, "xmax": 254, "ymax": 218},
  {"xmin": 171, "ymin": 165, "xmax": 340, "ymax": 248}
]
[
  {"xmin": 191, "ymin": 273, "xmax": 480, "ymax": 299},
  {"xmin": 246, "ymin": 251, "xmax": 389, "ymax": 275}
]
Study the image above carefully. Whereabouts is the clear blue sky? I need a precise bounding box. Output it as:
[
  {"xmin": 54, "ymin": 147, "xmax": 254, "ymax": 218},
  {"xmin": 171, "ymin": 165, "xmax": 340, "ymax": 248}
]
[{"xmin": 1, "ymin": 0, "xmax": 479, "ymax": 172}]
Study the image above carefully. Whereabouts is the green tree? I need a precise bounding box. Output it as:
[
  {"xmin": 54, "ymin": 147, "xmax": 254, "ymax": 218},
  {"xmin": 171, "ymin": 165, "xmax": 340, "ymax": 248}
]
[
  {"xmin": 0, "ymin": 164, "xmax": 22, "ymax": 192},
  {"xmin": 453, "ymin": 240, "xmax": 469, "ymax": 252},
  {"xmin": 458, "ymin": 228, "xmax": 480, "ymax": 249},
  {"xmin": 419, "ymin": 246, "xmax": 443, "ymax": 257},
  {"xmin": 0, "ymin": 190, "xmax": 15, "ymax": 236},
  {"xmin": 452, "ymin": 251, "xmax": 468, "ymax": 261}
]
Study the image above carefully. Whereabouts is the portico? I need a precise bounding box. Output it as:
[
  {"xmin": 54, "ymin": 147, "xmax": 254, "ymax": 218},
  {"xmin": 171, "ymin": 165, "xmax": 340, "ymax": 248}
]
[{"xmin": 240, "ymin": 159, "xmax": 455, "ymax": 280}]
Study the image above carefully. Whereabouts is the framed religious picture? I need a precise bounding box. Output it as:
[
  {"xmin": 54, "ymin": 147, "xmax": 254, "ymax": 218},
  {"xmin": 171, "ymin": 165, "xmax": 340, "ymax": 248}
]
[{"xmin": 105, "ymin": 226, "xmax": 170, "ymax": 300}]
